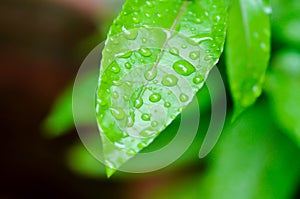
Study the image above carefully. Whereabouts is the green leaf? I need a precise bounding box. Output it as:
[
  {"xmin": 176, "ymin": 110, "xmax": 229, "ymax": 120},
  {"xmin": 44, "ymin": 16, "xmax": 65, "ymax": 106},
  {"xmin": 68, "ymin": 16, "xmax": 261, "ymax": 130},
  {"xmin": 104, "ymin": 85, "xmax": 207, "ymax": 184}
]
[
  {"xmin": 226, "ymin": 0, "xmax": 271, "ymax": 118},
  {"xmin": 43, "ymin": 72, "xmax": 97, "ymax": 138},
  {"xmin": 150, "ymin": 102, "xmax": 300, "ymax": 199},
  {"xmin": 265, "ymin": 49, "xmax": 300, "ymax": 147},
  {"xmin": 96, "ymin": 0, "xmax": 227, "ymax": 175}
]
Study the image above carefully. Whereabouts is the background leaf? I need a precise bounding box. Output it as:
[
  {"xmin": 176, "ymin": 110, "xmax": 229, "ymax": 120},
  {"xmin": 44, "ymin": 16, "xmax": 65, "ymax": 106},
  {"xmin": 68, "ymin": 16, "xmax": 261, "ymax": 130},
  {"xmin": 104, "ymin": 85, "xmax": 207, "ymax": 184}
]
[
  {"xmin": 150, "ymin": 102, "xmax": 300, "ymax": 199},
  {"xmin": 265, "ymin": 49, "xmax": 300, "ymax": 147},
  {"xmin": 96, "ymin": 0, "xmax": 227, "ymax": 175},
  {"xmin": 226, "ymin": 0, "xmax": 271, "ymax": 118}
]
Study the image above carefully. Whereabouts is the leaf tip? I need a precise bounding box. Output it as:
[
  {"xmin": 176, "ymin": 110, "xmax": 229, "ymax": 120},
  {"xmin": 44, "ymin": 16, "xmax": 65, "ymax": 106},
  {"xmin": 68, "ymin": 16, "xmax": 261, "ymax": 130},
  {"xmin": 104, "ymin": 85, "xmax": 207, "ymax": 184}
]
[{"xmin": 105, "ymin": 166, "xmax": 117, "ymax": 178}]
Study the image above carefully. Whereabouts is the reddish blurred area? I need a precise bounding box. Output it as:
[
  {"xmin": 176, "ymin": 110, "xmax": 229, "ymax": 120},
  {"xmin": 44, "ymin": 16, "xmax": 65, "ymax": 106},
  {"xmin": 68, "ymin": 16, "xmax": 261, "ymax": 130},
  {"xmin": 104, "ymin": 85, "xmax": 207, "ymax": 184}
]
[{"xmin": 0, "ymin": 0, "xmax": 123, "ymax": 198}]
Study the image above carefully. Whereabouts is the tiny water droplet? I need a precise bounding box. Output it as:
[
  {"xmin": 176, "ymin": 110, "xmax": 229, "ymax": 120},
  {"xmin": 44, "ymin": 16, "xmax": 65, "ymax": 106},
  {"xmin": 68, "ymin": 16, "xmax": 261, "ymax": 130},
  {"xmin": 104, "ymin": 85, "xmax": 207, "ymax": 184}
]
[
  {"xmin": 162, "ymin": 74, "xmax": 178, "ymax": 87},
  {"xmin": 123, "ymin": 95, "xmax": 129, "ymax": 101},
  {"xmin": 127, "ymin": 112, "xmax": 135, "ymax": 127},
  {"xmin": 134, "ymin": 98, "xmax": 143, "ymax": 109},
  {"xmin": 173, "ymin": 60, "xmax": 196, "ymax": 76},
  {"xmin": 164, "ymin": 102, "xmax": 171, "ymax": 108},
  {"xmin": 145, "ymin": 12, "xmax": 151, "ymax": 18},
  {"xmin": 110, "ymin": 63, "xmax": 121, "ymax": 73},
  {"xmin": 138, "ymin": 48, "xmax": 152, "ymax": 57},
  {"xmin": 141, "ymin": 113, "xmax": 151, "ymax": 121},
  {"xmin": 132, "ymin": 17, "xmax": 140, "ymax": 23},
  {"xmin": 110, "ymin": 108, "xmax": 125, "ymax": 120},
  {"xmin": 194, "ymin": 18, "xmax": 201, "ymax": 23},
  {"xmin": 151, "ymin": 121, "xmax": 158, "ymax": 127},
  {"xmin": 125, "ymin": 62, "xmax": 132, "ymax": 69},
  {"xmin": 112, "ymin": 91, "xmax": 119, "ymax": 98},
  {"xmin": 127, "ymin": 149, "xmax": 136, "ymax": 155},
  {"xmin": 144, "ymin": 69, "xmax": 157, "ymax": 81},
  {"xmin": 169, "ymin": 47, "xmax": 179, "ymax": 55},
  {"xmin": 181, "ymin": 44, "xmax": 187, "ymax": 49},
  {"xmin": 193, "ymin": 75, "xmax": 204, "ymax": 84},
  {"xmin": 189, "ymin": 51, "xmax": 200, "ymax": 60},
  {"xmin": 179, "ymin": 93, "xmax": 189, "ymax": 102},
  {"xmin": 149, "ymin": 93, "xmax": 161, "ymax": 103}
]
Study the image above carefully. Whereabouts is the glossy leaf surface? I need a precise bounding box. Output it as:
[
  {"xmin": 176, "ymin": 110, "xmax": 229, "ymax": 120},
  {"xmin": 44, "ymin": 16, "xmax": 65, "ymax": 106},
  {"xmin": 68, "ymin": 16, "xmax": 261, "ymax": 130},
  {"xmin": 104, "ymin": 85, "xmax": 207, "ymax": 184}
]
[
  {"xmin": 96, "ymin": 0, "xmax": 227, "ymax": 175},
  {"xmin": 226, "ymin": 0, "xmax": 271, "ymax": 118}
]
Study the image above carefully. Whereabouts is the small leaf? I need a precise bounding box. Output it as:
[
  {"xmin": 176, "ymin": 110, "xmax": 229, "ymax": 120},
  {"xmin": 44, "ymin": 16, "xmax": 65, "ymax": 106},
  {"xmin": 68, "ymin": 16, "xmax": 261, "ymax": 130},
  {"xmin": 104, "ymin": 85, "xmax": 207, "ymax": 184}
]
[
  {"xmin": 265, "ymin": 49, "xmax": 300, "ymax": 147},
  {"xmin": 226, "ymin": 0, "xmax": 271, "ymax": 118},
  {"xmin": 96, "ymin": 0, "xmax": 227, "ymax": 175}
]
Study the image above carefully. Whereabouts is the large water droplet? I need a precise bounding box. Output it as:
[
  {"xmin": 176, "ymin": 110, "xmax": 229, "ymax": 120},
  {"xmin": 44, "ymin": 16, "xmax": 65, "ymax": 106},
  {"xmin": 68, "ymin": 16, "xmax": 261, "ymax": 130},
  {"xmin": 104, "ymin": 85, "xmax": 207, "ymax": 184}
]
[
  {"xmin": 138, "ymin": 48, "xmax": 152, "ymax": 57},
  {"xmin": 179, "ymin": 93, "xmax": 189, "ymax": 102},
  {"xmin": 144, "ymin": 69, "xmax": 157, "ymax": 81},
  {"xmin": 110, "ymin": 108, "xmax": 125, "ymax": 120},
  {"xmin": 118, "ymin": 51, "xmax": 132, "ymax": 58},
  {"xmin": 122, "ymin": 27, "xmax": 138, "ymax": 40},
  {"xmin": 173, "ymin": 60, "xmax": 196, "ymax": 76},
  {"xmin": 141, "ymin": 113, "xmax": 151, "ymax": 121},
  {"xmin": 162, "ymin": 74, "xmax": 178, "ymax": 87},
  {"xmin": 149, "ymin": 93, "xmax": 161, "ymax": 103}
]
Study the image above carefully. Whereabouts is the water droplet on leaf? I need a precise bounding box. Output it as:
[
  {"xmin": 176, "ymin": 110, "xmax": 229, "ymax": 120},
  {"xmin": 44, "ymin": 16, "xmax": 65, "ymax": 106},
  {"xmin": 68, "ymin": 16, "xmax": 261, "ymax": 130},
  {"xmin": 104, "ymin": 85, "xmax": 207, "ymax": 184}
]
[
  {"xmin": 173, "ymin": 60, "xmax": 195, "ymax": 76},
  {"xmin": 162, "ymin": 74, "xmax": 178, "ymax": 87}
]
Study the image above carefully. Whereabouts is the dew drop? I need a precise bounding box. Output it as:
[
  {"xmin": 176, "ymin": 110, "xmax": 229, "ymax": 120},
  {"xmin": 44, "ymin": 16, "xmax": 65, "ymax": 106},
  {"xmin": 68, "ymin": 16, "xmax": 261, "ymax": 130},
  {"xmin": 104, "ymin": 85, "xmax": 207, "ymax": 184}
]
[
  {"xmin": 122, "ymin": 27, "xmax": 138, "ymax": 40},
  {"xmin": 145, "ymin": 12, "xmax": 151, "ymax": 18},
  {"xmin": 144, "ymin": 69, "xmax": 157, "ymax": 81},
  {"xmin": 123, "ymin": 95, "xmax": 129, "ymax": 101},
  {"xmin": 164, "ymin": 102, "xmax": 171, "ymax": 108},
  {"xmin": 134, "ymin": 98, "xmax": 143, "ymax": 109},
  {"xmin": 118, "ymin": 51, "xmax": 132, "ymax": 58},
  {"xmin": 189, "ymin": 51, "xmax": 200, "ymax": 60},
  {"xmin": 127, "ymin": 112, "xmax": 135, "ymax": 127},
  {"xmin": 110, "ymin": 63, "xmax": 121, "ymax": 73},
  {"xmin": 151, "ymin": 121, "xmax": 158, "ymax": 127},
  {"xmin": 125, "ymin": 62, "xmax": 132, "ymax": 69},
  {"xmin": 138, "ymin": 48, "xmax": 152, "ymax": 57},
  {"xmin": 169, "ymin": 47, "xmax": 179, "ymax": 55},
  {"xmin": 141, "ymin": 113, "xmax": 151, "ymax": 121},
  {"xmin": 110, "ymin": 108, "xmax": 125, "ymax": 120},
  {"xmin": 149, "ymin": 93, "xmax": 161, "ymax": 103},
  {"xmin": 179, "ymin": 93, "xmax": 189, "ymax": 102},
  {"xmin": 194, "ymin": 18, "xmax": 201, "ymax": 24},
  {"xmin": 140, "ymin": 129, "xmax": 154, "ymax": 137},
  {"xmin": 181, "ymin": 44, "xmax": 187, "ymax": 49},
  {"xmin": 112, "ymin": 91, "xmax": 119, "ymax": 98},
  {"xmin": 162, "ymin": 74, "xmax": 178, "ymax": 87},
  {"xmin": 173, "ymin": 60, "xmax": 196, "ymax": 76},
  {"xmin": 132, "ymin": 17, "xmax": 140, "ymax": 23},
  {"xmin": 142, "ymin": 38, "xmax": 147, "ymax": 43},
  {"xmin": 127, "ymin": 149, "xmax": 136, "ymax": 155},
  {"xmin": 193, "ymin": 75, "xmax": 204, "ymax": 84}
]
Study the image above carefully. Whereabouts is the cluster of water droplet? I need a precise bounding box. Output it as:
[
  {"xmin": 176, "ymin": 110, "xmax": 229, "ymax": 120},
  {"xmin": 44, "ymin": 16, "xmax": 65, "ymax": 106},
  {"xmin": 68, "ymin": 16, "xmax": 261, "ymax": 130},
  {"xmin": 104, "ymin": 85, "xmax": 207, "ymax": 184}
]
[{"xmin": 96, "ymin": 0, "xmax": 228, "ymax": 164}]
